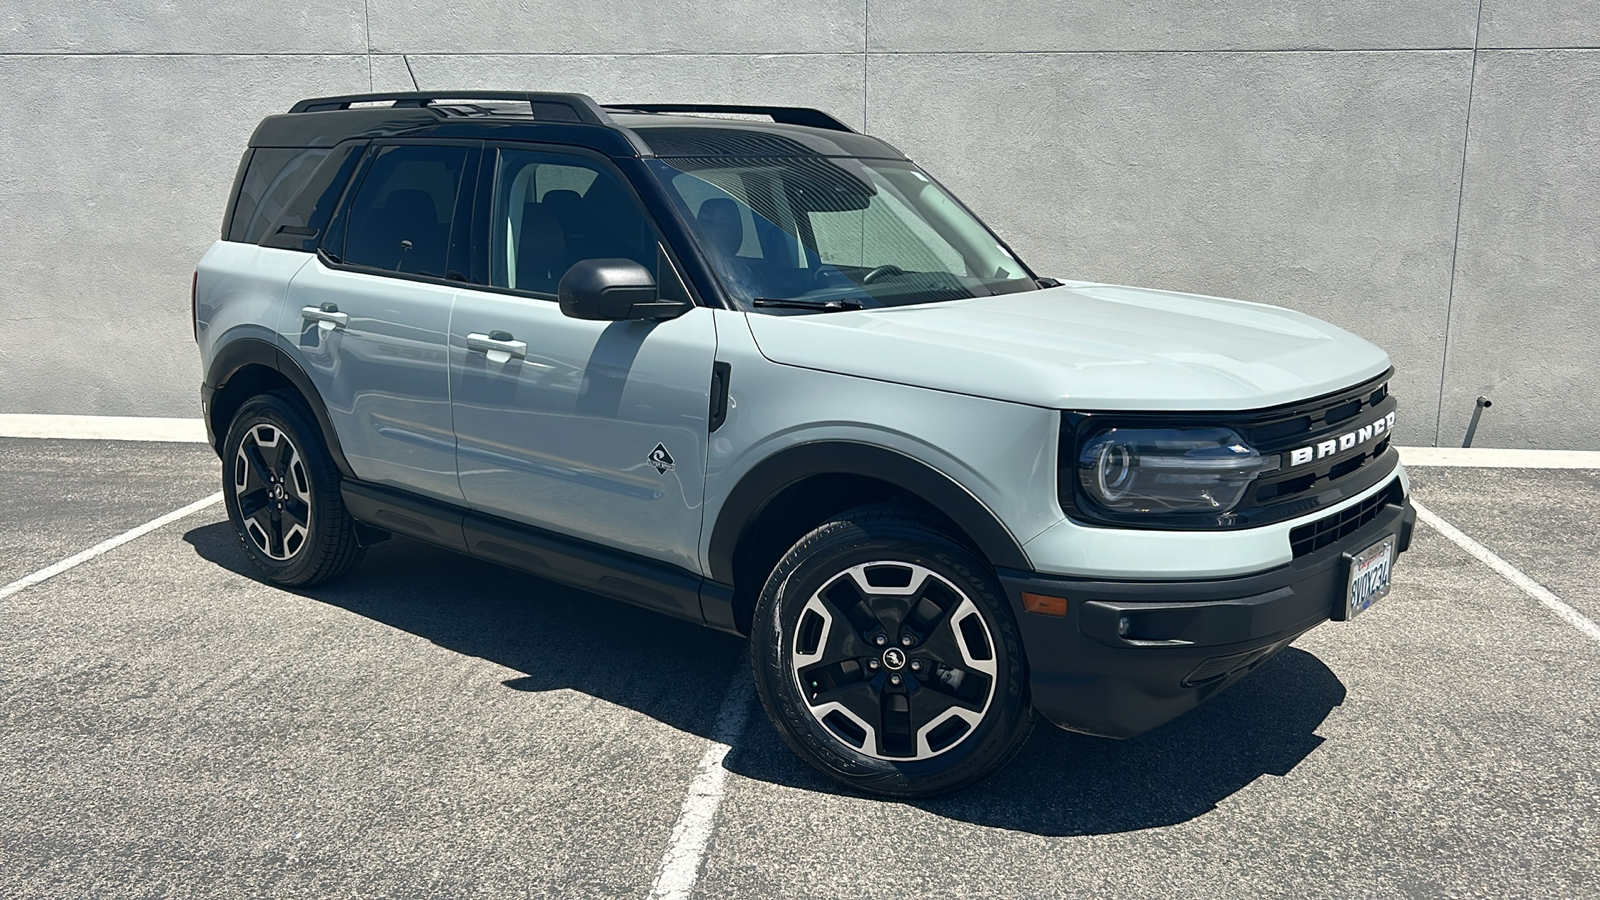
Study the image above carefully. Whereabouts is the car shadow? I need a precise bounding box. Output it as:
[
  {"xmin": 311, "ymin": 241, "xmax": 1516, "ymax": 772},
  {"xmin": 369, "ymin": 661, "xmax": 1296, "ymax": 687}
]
[{"xmin": 184, "ymin": 522, "xmax": 1346, "ymax": 838}]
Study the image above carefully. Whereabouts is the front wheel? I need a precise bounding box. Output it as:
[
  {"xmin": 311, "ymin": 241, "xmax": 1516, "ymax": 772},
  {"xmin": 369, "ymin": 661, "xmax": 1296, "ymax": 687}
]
[
  {"xmin": 751, "ymin": 506, "xmax": 1033, "ymax": 798},
  {"xmin": 221, "ymin": 391, "xmax": 363, "ymax": 587}
]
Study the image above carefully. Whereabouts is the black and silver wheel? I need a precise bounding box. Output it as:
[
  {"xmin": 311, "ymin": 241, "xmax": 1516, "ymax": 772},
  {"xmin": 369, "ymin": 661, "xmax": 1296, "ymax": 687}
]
[
  {"xmin": 221, "ymin": 391, "xmax": 363, "ymax": 587},
  {"xmin": 752, "ymin": 506, "xmax": 1032, "ymax": 798}
]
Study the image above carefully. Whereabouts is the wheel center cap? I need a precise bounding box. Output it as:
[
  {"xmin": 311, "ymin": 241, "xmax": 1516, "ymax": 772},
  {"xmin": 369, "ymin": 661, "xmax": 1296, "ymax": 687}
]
[
  {"xmin": 271, "ymin": 484, "xmax": 285, "ymax": 500},
  {"xmin": 881, "ymin": 647, "xmax": 907, "ymax": 670}
]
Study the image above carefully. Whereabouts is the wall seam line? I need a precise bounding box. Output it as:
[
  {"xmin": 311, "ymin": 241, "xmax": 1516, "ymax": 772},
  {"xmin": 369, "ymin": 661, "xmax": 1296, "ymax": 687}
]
[
  {"xmin": 862, "ymin": 0, "xmax": 870, "ymax": 131},
  {"xmin": 18, "ymin": 47, "xmax": 1586, "ymax": 59},
  {"xmin": 1434, "ymin": 0, "xmax": 1484, "ymax": 447},
  {"xmin": 362, "ymin": 0, "xmax": 372, "ymax": 90}
]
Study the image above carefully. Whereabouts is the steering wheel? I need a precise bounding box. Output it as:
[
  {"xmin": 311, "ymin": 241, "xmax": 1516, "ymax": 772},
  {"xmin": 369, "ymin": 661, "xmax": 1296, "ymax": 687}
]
[{"xmin": 862, "ymin": 264, "xmax": 906, "ymax": 285}]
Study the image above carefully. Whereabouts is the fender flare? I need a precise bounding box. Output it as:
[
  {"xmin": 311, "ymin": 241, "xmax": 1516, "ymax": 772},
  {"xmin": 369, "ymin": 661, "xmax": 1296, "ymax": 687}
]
[
  {"xmin": 205, "ymin": 337, "xmax": 355, "ymax": 478},
  {"xmin": 705, "ymin": 441, "xmax": 1031, "ymax": 585}
]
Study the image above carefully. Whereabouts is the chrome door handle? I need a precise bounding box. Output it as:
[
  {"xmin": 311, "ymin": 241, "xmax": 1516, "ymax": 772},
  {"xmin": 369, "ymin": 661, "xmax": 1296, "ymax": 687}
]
[
  {"xmin": 466, "ymin": 331, "xmax": 528, "ymax": 360},
  {"xmin": 301, "ymin": 306, "xmax": 349, "ymax": 329}
]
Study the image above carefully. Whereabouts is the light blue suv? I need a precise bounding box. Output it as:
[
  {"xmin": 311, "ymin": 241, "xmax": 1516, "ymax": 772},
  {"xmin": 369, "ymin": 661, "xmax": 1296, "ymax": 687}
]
[{"xmin": 195, "ymin": 91, "xmax": 1416, "ymax": 797}]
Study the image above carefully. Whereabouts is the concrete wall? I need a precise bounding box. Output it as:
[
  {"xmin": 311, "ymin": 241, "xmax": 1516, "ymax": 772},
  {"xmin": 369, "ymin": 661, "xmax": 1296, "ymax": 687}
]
[{"xmin": 2, "ymin": 1, "xmax": 1595, "ymax": 448}]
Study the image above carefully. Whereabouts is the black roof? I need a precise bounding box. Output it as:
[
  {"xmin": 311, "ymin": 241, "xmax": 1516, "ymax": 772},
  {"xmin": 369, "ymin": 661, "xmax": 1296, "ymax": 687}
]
[{"xmin": 250, "ymin": 91, "xmax": 906, "ymax": 160}]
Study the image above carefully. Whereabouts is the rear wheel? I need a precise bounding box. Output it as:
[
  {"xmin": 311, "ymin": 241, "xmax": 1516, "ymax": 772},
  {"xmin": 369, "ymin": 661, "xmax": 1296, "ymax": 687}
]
[
  {"xmin": 221, "ymin": 391, "xmax": 363, "ymax": 587},
  {"xmin": 751, "ymin": 506, "xmax": 1033, "ymax": 798}
]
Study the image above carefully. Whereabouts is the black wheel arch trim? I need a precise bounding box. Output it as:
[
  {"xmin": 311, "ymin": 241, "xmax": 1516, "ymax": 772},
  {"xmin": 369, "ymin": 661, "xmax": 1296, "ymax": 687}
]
[
  {"xmin": 204, "ymin": 336, "xmax": 355, "ymax": 479},
  {"xmin": 706, "ymin": 441, "xmax": 1032, "ymax": 585}
]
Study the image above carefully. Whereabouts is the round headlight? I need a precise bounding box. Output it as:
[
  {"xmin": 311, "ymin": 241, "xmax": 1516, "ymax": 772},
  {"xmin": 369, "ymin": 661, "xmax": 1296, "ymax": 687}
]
[{"xmin": 1095, "ymin": 440, "xmax": 1135, "ymax": 502}]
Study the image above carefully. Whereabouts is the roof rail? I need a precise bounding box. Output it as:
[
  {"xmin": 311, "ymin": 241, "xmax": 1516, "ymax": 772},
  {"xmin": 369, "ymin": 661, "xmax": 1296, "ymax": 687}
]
[
  {"xmin": 600, "ymin": 104, "xmax": 856, "ymax": 134},
  {"xmin": 288, "ymin": 91, "xmax": 614, "ymax": 126}
]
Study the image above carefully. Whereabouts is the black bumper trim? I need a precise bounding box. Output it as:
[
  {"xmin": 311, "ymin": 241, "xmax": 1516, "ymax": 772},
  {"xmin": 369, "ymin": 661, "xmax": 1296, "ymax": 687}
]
[{"xmin": 998, "ymin": 488, "xmax": 1415, "ymax": 739}]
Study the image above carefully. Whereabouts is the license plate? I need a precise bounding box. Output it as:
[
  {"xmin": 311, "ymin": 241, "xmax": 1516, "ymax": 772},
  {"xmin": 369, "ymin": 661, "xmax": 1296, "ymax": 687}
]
[{"xmin": 1342, "ymin": 534, "xmax": 1396, "ymax": 620}]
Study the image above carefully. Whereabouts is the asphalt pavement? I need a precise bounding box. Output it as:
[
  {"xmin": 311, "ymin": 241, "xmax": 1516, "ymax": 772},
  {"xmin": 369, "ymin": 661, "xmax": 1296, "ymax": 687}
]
[{"xmin": 2, "ymin": 438, "xmax": 1597, "ymax": 898}]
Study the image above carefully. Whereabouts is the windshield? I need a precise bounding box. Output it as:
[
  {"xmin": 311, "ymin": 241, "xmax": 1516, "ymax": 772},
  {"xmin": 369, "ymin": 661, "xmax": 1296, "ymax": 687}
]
[{"xmin": 646, "ymin": 157, "xmax": 1038, "ymax": 311}]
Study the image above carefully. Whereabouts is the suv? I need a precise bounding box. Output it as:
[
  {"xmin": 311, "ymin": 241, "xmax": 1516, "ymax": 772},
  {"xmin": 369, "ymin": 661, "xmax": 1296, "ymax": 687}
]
[{"xmin": 195, "ymin": 91, "xmax": 1416, "ymax": 798}]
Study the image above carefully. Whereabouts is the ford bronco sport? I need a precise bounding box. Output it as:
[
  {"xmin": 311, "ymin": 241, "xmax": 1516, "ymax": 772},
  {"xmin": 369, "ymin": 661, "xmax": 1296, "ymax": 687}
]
[{"xmin": 195, "ymin": 91, "xmax": 1416, "ymax": 797}]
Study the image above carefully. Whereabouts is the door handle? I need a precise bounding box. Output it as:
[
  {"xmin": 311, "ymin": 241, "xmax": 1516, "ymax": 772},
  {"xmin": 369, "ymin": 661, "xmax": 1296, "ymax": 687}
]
[
  {"xmin": 466, "ymin": 331, "xmax": 528, "ymax": 360},
  {"xmin": 301, "ymin": 305, "xmax": 349, "ymax": 329}
]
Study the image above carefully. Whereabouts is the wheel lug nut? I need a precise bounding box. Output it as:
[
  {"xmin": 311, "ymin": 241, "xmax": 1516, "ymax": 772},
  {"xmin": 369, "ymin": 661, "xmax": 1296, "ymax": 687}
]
[
  {"xmin": 890, "ymin": 674, "xmax": 902, "ymax": 685},
  {"xmin": 910, "ymin": 659, "xmax": 922, "ymax": 671},
  {"xmin": 874, "ymin": 634, "xmax": 887, "ymax": 646},
  {"xmin": 867, "ymin": 659, "xmax": 880, "ymax": 670},
  {"xmin": 900, "ymin": 634, "xmax": 914, "ymax": 646}
]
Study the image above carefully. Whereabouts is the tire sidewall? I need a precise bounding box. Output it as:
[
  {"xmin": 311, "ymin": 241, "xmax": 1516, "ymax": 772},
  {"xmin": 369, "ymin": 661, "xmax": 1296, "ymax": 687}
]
[{"xmin": 752, "ymin": 514, "xmax": 1031, "ymax": 797}]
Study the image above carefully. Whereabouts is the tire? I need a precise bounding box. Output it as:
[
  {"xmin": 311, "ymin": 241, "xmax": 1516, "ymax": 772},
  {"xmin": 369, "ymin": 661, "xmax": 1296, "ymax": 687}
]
[
  {"xmin": 751, "ymin": 505, "xmax": 1034, "ymax": 798},
  {"xmin": 221, "ymin": 390, "xmax": 364, "ymax": 587}
]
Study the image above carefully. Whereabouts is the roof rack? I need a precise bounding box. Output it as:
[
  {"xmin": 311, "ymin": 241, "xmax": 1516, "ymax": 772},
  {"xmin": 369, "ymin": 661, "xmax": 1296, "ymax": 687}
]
[
  {"xmin": 288, "ymin": 91, "xmax": 614, "ymax": 126},
  {"xmin": 600, "ymin": 104, "xmax": 856, "ymax": 133}
]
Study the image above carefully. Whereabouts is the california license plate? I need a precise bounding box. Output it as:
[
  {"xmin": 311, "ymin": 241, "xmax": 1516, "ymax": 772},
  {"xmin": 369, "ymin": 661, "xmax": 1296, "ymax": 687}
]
[{"xmin": 1342, "ymin": 535, "xmax": 1396, "ymax": 620}]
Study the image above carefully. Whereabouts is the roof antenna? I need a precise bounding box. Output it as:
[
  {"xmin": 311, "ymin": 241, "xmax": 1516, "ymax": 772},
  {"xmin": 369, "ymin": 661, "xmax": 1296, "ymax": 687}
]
[{"xmin": 402, "ymin": 55, "xmax": 420, "ymax": 91}]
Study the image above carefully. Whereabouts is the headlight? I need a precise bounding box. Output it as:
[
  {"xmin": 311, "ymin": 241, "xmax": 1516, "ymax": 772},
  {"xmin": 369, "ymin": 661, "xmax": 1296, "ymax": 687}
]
[{"xmin": 1077, "ymin": 427, "xmax": 1277, "ymax": 516}]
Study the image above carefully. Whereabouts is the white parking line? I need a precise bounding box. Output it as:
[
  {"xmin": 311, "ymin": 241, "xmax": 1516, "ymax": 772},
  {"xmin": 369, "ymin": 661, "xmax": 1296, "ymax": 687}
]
[
  {"xmin": 0, "ymin": 493, "xmax": 224, "ymax": 602},
  {"xmin": 1414, "ymin": 500, "xmax": 1600, "ymax": 645},
  {"xmin": 0, "ymin": 414, "xmax": 208, "ymax": 443},
  {"xmin": 648, "ymin": 662, "xmax": 755, "ymax": 900},
  {"xmin": 1400, "ymin": 447, "xmax": 1600, "ymax": 468}
]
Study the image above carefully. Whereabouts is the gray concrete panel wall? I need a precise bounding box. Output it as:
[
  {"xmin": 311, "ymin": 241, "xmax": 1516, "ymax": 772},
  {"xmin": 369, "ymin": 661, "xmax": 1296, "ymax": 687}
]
[
  {"xmin": 1439, "ymin": 50, "xmax": 1600, "ymax": 450},
  {"xmin": 1, "ymin": 2, "xmax": 1595, "ymax": 448}
]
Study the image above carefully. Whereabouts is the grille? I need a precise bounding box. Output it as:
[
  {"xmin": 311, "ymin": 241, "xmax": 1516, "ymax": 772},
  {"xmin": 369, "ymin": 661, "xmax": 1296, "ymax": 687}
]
[{"xmin": 1289, "ymin": 479, "xmax": 1404, "ymax": 558}]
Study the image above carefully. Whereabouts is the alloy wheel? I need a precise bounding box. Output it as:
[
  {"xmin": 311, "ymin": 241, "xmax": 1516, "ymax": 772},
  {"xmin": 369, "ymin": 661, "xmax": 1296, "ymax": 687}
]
[
  {"xmin": 232, "ymin": 422, "xmax": 313, "ymax": 561},
  {"xmin": 790, "ymin": 561, "xmax": 998, "ymax": 761}
]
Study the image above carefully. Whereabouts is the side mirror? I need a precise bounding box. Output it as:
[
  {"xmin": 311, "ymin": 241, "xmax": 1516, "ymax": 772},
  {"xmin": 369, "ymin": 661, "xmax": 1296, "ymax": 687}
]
[{"xmin": 558, "ymin": 258, "xmax": 690, "ymax": 321}]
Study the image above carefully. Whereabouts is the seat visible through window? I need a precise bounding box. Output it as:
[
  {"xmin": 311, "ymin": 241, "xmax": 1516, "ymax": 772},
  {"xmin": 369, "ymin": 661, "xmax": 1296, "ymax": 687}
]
[{"xmin": 341, "ymin": 145, "xmax": 468, "ymax": 277}]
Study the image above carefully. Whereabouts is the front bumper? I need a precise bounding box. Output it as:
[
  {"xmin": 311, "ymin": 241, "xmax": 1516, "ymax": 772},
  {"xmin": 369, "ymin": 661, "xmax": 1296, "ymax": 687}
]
[{"xmin": 998, "ymin": 485, "xmax": 1416, "ymax": 738}]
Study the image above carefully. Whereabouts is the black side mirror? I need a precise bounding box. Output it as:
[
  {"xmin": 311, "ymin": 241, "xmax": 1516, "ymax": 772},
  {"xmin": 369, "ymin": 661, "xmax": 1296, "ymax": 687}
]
[{"xmin": 558, "ymin": 259, "xmax": 690, "ymax": 321}]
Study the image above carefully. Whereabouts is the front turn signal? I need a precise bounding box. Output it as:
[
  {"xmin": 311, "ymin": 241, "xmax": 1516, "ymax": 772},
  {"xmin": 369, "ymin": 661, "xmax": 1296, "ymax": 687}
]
[{"xmin": 1021, "ymin": 592, "xmax": 1069, "ymax": 617}]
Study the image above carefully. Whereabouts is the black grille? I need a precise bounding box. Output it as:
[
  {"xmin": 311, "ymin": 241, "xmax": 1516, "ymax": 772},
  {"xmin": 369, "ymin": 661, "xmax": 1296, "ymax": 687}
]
[{"xmin": 1290, "ymin": 479, "xmax": 1404, "ymax": 558}]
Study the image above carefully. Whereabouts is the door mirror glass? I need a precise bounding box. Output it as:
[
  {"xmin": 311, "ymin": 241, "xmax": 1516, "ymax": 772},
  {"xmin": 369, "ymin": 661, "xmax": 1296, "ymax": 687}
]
[{"xmin": 558, "ymin": 259, "xmax": 687, "ymax": 321}]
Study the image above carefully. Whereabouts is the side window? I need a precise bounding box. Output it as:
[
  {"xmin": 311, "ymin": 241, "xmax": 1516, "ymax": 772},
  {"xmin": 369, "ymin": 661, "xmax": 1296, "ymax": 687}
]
[
  {"xmin": 341, "ymin": 144, "xmax": 470, "ymax": 278},
  {"xmin": 490, "ymin": 148, "xmax": 657, "ymax": 297},
  {"xmin": 228, "ymin": 148, "xmax": 330, "ymax": 244},
  {"xmin": 259, "ymin": 141, "xmax": 366, "ymax": 252}
]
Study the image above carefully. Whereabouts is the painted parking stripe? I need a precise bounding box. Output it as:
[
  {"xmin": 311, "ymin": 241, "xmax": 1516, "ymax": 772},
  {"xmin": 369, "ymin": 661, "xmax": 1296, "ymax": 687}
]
[
  {"xmin": 0, "ymin": 493, "xmax": 224, "ymax": 602},
  {"xmin": 0, "ymin": 414, "xmax": 208, "ymax": 443},
  {"xmin": 648, "ymin": 662, "xmax": 754, "ymax": 900},
  {"xmin": 1399, "ymin": 447, "xmax": 1600, "ymax": 468},
  {"xmin": 1413, "ymin": 500, "xmax": 1600, "ymax": 645}
]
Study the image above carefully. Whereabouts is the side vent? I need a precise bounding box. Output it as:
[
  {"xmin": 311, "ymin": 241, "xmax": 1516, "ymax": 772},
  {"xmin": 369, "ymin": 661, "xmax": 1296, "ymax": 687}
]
[{"xmin": 709, "ymin": 362, "xmax": 731, "ymax": 432}]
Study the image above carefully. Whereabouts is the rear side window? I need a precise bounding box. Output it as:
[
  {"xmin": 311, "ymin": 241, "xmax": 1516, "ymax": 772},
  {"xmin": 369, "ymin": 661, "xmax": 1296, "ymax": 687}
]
[
  {"xmin": 228, "ymin": 148, "xmax": 330, "ymax": 244},
  {"xmin": 339, "ymin": 144, "xmax": 471, "ymax": 278}
]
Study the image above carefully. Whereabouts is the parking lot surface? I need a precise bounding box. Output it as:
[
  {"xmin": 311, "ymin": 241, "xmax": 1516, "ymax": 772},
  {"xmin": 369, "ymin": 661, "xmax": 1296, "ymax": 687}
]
[{"xmin": 3, "ymin": 439, "xmax": 1597, "ymax": 898}]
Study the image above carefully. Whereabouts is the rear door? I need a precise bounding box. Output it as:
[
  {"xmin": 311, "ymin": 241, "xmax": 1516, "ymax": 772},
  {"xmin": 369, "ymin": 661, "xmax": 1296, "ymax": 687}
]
[
  {"xmin": 282, "ymin": 140, "xmax": 479, "ymax": 503},
  {"xmin": 448, "ymin": 143, "xmax": 718, "ymax": 576}
]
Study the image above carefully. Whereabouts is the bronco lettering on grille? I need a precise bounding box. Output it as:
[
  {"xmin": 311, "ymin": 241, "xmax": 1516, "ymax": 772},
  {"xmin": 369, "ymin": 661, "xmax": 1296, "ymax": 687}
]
[{"xmin": 1287, "ymin": 411, "xmax": 1395, "ymax": 467}]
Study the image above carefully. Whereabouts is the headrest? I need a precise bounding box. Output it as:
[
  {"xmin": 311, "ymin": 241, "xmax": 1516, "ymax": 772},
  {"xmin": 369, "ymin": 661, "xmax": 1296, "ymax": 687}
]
[{"xmin": 381, "ymin": 189, "xmax": 440, "ymax": 224}]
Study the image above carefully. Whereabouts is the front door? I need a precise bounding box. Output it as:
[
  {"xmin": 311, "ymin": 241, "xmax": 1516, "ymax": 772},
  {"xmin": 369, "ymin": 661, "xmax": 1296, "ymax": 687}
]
[{"xmin": 449, "ymin": 145, "xmax": 718, "ymax": 575}]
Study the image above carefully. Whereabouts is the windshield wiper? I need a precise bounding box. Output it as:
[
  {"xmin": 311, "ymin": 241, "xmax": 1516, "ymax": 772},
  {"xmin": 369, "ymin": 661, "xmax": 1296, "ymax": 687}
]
[{"xmin": 751, "ymin": 297, "xmax": 865, "ymax": 312}]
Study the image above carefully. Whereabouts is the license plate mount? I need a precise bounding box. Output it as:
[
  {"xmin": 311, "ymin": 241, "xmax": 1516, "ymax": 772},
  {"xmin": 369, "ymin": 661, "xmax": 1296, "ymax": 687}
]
[{"xmin": 1339, "ymin": 534, "xmax": 1396, "ymax": 621}]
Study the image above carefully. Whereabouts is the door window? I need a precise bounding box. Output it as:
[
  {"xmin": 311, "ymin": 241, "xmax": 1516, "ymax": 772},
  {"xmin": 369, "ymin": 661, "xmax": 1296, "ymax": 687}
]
[
  {"xmin": 489, "ymin": 148, "xmax": 657, "ymax": 297},
  {"xmin": 340, "ymin": 144, "xmax": 471, "ymax": 278}
]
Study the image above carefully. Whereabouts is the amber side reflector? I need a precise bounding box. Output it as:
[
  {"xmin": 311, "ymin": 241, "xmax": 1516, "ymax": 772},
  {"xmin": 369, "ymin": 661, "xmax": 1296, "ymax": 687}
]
[{"xmin": 1021, "ymin": 592, "xmax": 1069, "ymax": 617}]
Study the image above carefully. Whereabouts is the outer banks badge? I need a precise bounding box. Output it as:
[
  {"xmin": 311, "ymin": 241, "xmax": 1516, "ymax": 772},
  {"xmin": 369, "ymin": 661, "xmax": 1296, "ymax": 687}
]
[{"xmin": 648, "ymin": 443, "xmax": 675, "ymax": 475}]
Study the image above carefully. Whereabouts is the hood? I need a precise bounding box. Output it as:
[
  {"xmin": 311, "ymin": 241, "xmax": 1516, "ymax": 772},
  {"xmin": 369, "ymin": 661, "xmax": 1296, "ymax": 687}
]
[{"xmin": 743, "ymin": 281, "xmax": 1392, "ymax": 411}]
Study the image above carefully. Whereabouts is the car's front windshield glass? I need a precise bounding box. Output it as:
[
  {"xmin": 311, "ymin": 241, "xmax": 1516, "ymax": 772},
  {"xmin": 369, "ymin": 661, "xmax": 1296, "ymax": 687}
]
[{"xmin": 646, "ymin": 157, "xmax": 1037, "ymax": 312}]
